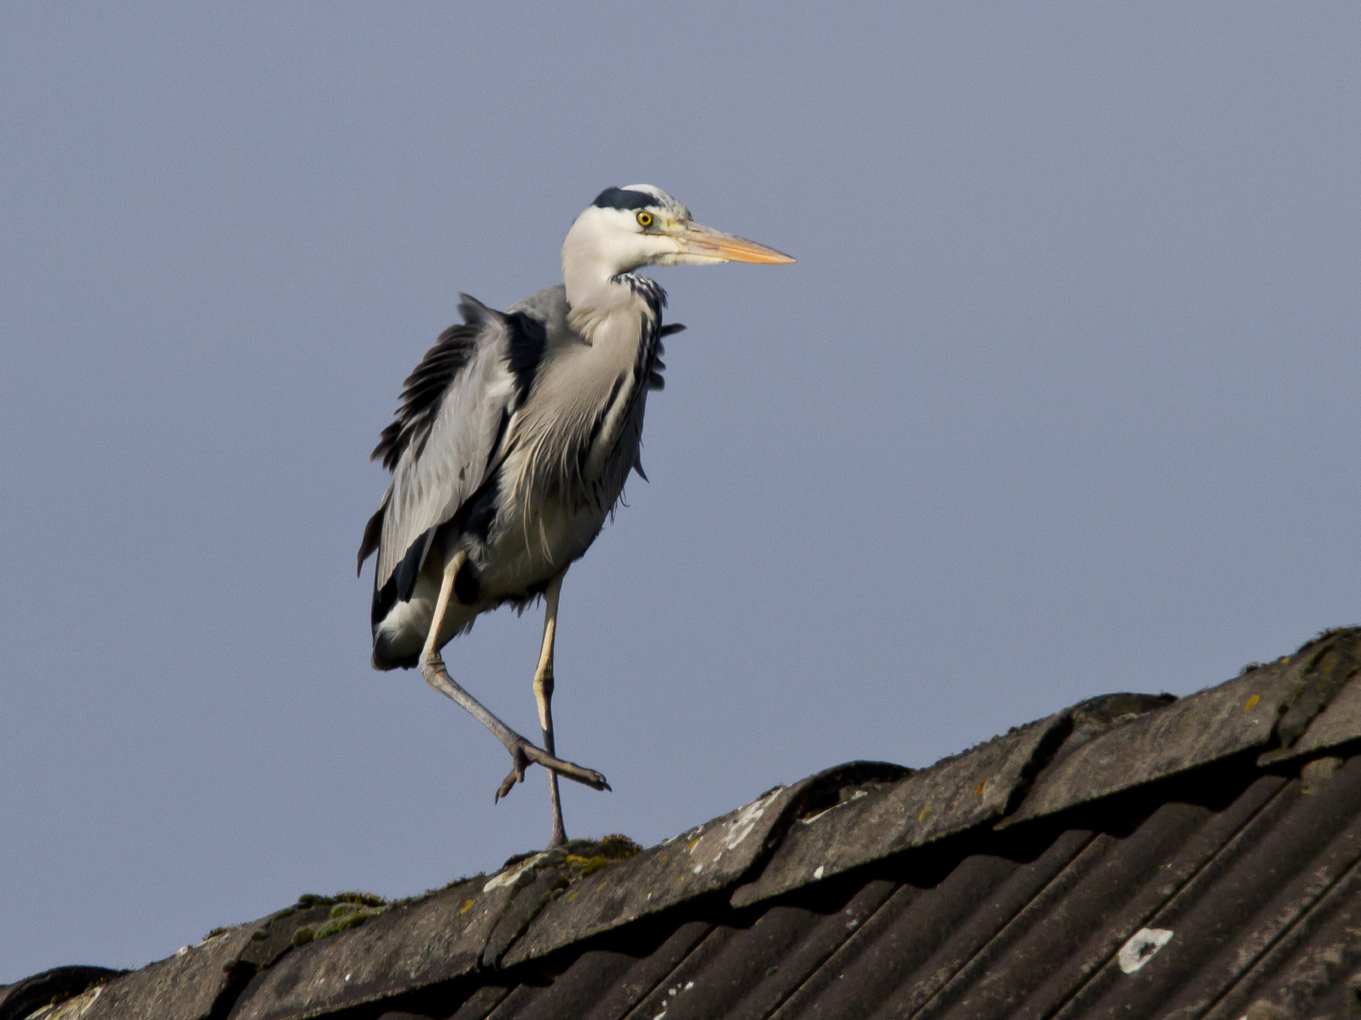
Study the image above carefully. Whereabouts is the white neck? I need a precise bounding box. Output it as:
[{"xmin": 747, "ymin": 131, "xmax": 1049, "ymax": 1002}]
[{"xmin": 561, "ymin": 208, "xmax": 651, "ymax": 340}]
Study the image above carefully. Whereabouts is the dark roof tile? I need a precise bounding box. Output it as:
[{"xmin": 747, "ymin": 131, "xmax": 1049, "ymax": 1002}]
[
  {"xmin": 0, "ymin": 967, "xmax": 124, "ymax": 1020},
  {"xmin": 60, "ymin": 925, "xmax": 258, "ymax": 1020},
  {"xmin": 1290, "ymin": 674, "xmax": 1361, "ymax": 758},
  {"xmin": 502, "ymin": 781, "xmax": 808, "ymax": 968},
  {"xmin": 1003, "ymin": 662, "xmax": 1304, "ymax": 826},
  {"xmin": 232, "ymin": 876, "xmax": 505, "ymax": 1020},
  {"xmin": 1260, "ymin": 630, "xmax": 1361, "ymax": 764},
  {"xmin": 731, "ymin": 713, "xmax": 1068, "ymax": 908}
]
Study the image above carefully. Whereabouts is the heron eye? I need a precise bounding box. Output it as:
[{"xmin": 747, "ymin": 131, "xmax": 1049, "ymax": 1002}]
[{"xmin": 636, "ymin": 211, "xmax": 653, "ymax": 228}]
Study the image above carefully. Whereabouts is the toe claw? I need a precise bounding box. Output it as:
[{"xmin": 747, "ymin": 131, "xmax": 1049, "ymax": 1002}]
[
  {"xmin": 494, "ymin": 745, "xmax": 530, "ymax": 803},
  {"xmin": 582, "ymin": 768, "xmax": 609, "ymax": 791}
]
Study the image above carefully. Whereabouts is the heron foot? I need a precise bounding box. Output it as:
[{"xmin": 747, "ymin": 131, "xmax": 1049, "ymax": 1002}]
[
  {"xmin": 494, "ymin": 737, "xmax": 610, "ymax": 803},
  {"xmin": 417, "ymin": 649, "xmax": 608, "ymax": 804}
]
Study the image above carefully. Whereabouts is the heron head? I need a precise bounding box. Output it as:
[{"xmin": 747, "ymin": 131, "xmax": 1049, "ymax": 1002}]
[{"xmin": 563, "ymin": 185, "xmax": 794, "ymax": 281}]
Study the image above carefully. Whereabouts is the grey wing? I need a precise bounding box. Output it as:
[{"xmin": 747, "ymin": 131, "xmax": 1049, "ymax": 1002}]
[{"xmin": 358, "ymin": 294, "xmax": 545, "ymax": 624}]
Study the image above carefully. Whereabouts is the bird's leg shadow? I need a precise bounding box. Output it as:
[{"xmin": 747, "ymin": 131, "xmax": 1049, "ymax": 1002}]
[{"xmin": 421, "ymin": 554, "xmax": 609, "ymax": 810}]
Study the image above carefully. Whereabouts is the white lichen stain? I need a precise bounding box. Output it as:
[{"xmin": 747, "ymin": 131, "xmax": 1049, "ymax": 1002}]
[
  {"xmin": 651, "ymin": 976, "xmax": 695, "ymax": 1020},
  {"xmin": 1117, "ymin": 928, "xmax": 1174, "ymax": 973},
  {"xmin": 721, "ymin": 789, "xmax": 782, "ymax": 852},
  {"xmin": 40, "ymin": 986, "xmax": 104, "ymax": 1020},
  {"xmin": 662, "ymin": 824, "xmax": 703, "ymax": 847},
  {"xmin": 800, "ymin": 789, "xmax": 869, "ymax": 827},
  {"xmin": 483, "ymin": 854, "xmax": 544, "ymax": 892}
]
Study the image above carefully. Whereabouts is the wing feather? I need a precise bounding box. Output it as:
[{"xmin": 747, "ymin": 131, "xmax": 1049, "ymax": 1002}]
[{"xmin": 359, "ymin": 293, "xmax": 547, "ymax": 623}]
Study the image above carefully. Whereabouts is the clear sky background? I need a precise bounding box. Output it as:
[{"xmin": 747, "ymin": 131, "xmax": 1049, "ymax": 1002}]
[{"xmin": 2, "ymin": 3, "xmax": 1358, "ymax": 982}]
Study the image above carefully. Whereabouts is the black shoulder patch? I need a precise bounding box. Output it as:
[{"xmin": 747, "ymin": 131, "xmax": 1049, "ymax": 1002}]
[
  {"xmin": 392, "ymin": 526, "xmax": 437, "ymax": 604},
  {"xmin": 371, "ymin": 573, "xmax": 397, "ymax": 634},
  {"xmin": 505, "ymin": 310, "xmax": 547, "ymax": 406},
  {"xmin": 371, "ymin": 537, "xmax": 417, "ymax": 634},
  {"xmin": 485, "ymin": 407, "xmax": 511, "ymax": 475},
  {"xmin": 593, "ymin": 187, "xmax": 655, "ymax": 211}
]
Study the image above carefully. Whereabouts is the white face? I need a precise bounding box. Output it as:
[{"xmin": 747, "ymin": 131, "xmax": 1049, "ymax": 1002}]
[{"xmin": 562, "ymin": 185, "xmax": 795, "ymax": 280}]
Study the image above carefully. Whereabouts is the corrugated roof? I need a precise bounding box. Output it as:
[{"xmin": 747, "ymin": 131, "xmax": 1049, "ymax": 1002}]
[{"xmin": 6, "ymin": 627, "xmax": 1360, "ymax": 1020}]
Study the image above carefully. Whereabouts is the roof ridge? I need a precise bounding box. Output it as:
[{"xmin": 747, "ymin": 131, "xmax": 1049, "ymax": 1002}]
[{"xmin": 14, "ymin": 627, "xmax": 1361, "ymax": 1020}]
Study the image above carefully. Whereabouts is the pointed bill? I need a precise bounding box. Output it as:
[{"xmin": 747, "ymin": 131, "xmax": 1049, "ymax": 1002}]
[{"xmin": 679, "ymin": 223, "xmax": 796, "ymax": 264}]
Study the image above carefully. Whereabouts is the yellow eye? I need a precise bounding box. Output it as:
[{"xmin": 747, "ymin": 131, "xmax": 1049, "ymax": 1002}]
[{"xmin": 637, "ymin": 211, "xmax": 653, "ymax": 228}]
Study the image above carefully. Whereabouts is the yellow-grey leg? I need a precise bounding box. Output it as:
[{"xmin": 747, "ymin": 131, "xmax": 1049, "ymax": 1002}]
[
  {"xmin": 534, "ymin": 570, "xmax": 567, "ymax": 847},
  {"xmin": 419, "ymin": 552, "xmax": 609, "ymax": 808}
]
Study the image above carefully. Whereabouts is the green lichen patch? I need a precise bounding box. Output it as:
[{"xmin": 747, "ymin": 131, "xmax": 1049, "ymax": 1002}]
[
  {"xmin": 291, "ymin": 900, "xmax": 388, "ymax": 946},
  {"xmin": 1305, "ymin": 625, "xmax": 1354, "ymax": 649},
  {"xmin": 562, "ymin": 834, "xmax": 643, "ymax": 878},
  {"xmin": 563, "ymin": 833, "xmax": 641, "ymax": 857},
  {"xmin": 332, "ymin": 890, "xmax": 386, "ymax": 907},
  {"xmin": 294, "ymin": 889, "xmax": 387, "ymax": 910}
]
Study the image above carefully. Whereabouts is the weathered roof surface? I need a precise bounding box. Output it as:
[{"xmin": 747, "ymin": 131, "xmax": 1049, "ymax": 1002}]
[{"xmin": 8, "ymin": 627, "xmax": 1361, "ymax": 1020}]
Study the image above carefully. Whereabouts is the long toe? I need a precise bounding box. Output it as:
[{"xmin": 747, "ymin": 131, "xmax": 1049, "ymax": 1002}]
[
  {"xmin": 494, "ymin": 745, "xmax": 531, "ymax": 803},
  {"xmin": 491, "ymin": 739, "xmax": 609, "ymax": 802},
  {"xmin": 551, "ymin": 762, "xmax": 609, "ymax": 791},
  {"xmin": 495, "ymin": 768, "xmax": 519, "ymax": 802},
  {"xmin": 521, "ymin": 744, "xmax": 609, "ymax": 791}
]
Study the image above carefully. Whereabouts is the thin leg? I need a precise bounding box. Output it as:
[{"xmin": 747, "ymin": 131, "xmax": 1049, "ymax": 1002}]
[
  {"xmin": 534, "ymin": 570, "xmax": 567, "ymax": 847},
  {"xmin": 420, "ymin": 552, "xmax": 609, "ymax": 804}
]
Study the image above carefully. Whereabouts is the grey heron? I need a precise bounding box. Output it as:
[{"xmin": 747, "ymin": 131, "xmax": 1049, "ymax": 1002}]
[{"xmin": 358, "ymin": 185, "xmax": 793, "ymax": 847}]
